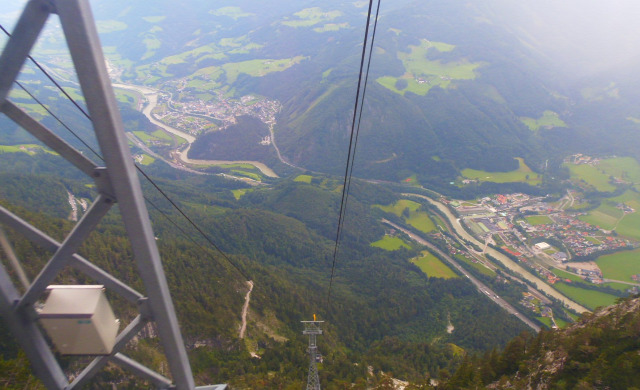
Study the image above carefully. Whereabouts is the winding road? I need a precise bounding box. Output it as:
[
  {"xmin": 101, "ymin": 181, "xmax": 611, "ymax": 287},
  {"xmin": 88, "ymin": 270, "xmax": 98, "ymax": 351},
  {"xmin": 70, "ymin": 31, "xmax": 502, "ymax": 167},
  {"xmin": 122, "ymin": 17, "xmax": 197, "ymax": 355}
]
[{"xmin": 112, "ymin": 83, "xmax": 279, "ymax": 178}]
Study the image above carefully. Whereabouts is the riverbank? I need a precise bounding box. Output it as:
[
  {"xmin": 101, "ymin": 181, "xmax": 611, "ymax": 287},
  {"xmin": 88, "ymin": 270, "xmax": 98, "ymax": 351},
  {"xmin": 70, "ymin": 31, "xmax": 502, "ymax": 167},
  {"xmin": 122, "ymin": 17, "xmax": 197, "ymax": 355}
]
[{"xmin": 113, "ymin": 83, "xmax": 278, "ymax": 177}]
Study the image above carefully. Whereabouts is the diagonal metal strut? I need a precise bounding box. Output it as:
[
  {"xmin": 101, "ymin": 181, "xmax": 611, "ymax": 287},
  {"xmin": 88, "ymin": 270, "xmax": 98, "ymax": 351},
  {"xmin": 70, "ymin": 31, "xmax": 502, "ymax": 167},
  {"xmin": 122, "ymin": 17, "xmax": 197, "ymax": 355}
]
[{"xmin": 0, "ymin": 0, "xmax": 224, "ymax": 388}]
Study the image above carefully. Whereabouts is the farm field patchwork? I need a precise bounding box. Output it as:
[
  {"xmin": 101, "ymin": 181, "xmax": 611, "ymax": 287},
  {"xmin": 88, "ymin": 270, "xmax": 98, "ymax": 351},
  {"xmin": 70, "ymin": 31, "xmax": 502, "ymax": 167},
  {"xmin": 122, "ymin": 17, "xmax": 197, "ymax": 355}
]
[{"xmin": 377, "ymin": 38, "xmax": 481, "ymax": 96}]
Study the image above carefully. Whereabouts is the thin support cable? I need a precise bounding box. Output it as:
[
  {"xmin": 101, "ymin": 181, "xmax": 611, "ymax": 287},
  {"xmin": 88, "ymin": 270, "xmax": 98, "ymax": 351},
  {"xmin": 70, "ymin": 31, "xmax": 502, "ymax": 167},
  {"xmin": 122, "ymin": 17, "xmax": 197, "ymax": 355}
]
[
  {"xmin": 14, "ymin": 81, "xmax": 103, "ymax": 161},
  {"xmin": 1, "ymin": 24, "xmax": 92, "ymax": 121},
  {"xmin": 9, "ymin": 75, "xmax": 251, "ymax": 283},
  {"xmin": 144, "ymin": 196, "xmax": 251, "ymax": 281},
  {"xmin": 342, "ymin": 0, "xmax": 382, "ymax": 231},
  {"xmin": 327, "ymin": 0, "xmax": 378, "ymax": 309}
]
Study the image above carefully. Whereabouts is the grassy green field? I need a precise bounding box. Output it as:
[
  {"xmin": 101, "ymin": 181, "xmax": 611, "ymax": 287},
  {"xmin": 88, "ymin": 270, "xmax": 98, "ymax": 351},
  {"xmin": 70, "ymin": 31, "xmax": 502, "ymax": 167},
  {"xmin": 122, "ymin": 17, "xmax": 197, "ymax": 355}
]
[
  {"xmin": 455, "ymin": 254, "xmax": 496, "ymax": 277},
  {"xmin": 134, "ymin": 33, "xmax": 271, "ymax": 82},
  {"xmin": 585, "ymin": 236, "xmax": 602, "ymax": 245},
  {"xmin": 142, "ymin": 16, "xmax": 166, "ymax": 23},
  {"xmin": 231, "ymin": 170, "xmax": 262, "ymax": 181},
  {"xmin": 555, "ymin": 317, "xmax": 570, "ymax": 329},
  {"xmin": 281, "ymin": 7, "xmax": 342, "ymax": 28},
  {"xmin": 371, "ymin": 235, "xmax": 411, "ymax": 251},
  {"xmin": 374, "ymin": 199, "xmax": 436, "ymax": 234},
  {"xmin": 374, "ymin": 199, "xmax": 421, "ymax": 216},
  {"xmin": 377, "ymin": 38, "xmax": 481, "ymax": 96},
  {"xmin": 567, "ymin": 163, "xmax": 617, "ymax": 192},
  {"xmin": 114, "ymin": 89, "xmax": 142, "ymax": 109},
  {"xmin": 222, "ymin": 57, "xmax": 306, "ymax": 84},
  {"xmin": 615, "ymin": 211, "xmax": 640, "ymax": 240},
  {"xmin": 232, "ymin": 188, "xmax": 252, "ymax": 200},
  {"xmin": 314, "ymin": 23, "xmax": 349, "ymax": 33},
  {"xmin": 603, "ymin": 282, "xmax": 633, "ymax": 292},
  {"xmin": 525, "ymin": 215, "xmax": 553, "ymax": 225},
  {"xmin": 133, "ymin": 131, "xmax": 170, "ymax": 145},
  {"xmin": 598, "ymin": 157, "xmax": 640, "ymax": 186},
  {"xmin": 607, "ymin": 190, "xmax": 640, "ymax": 240},
  {"xmin": 578, "ymin": 201, "xmax": 623, "ymax": 230},
  {"xmin": 536, "ymin": 316, "xmax": 553, "ymax": 328},
  {"xmin": 432, "ymin": 215, "xmax": 447, "ymax": 230},
  {"xmin": 0, "ymin": 144, "xmax": 56, "ymax": 155},
  {"xmin": 406, "ymin": 212, "xmax": 436, "ymax": 234},
  {"xmin": 551, "ymin": 268, "xmax": 587, "ymax": 284},
  {"xmin": 520, "ymin": 110, "xmax": 567, "ymax": 131},
  {"xmin": 139, "ymin": 155, "xmax": 155, "ymax": 165},
  {"xmin": 96, "ymin": 20, "xmax": 128, "ymax": 34},
  {"xmin": 210, "ymin": 6, "xmax": 254, "ymax": 19},
  {"xmin": 597, "ymin": 249, "xmax": 640, "ymax": 282},
  {"xmin": 411, "ymin": 251, "xmax": 458, "ymax": 279},
  {"xmin": 293, "ymin": 175, "xmax": 313, "ymax": 183},
  {"xmin": 553, "ymin": 283, "xmax": 618, "ymax": 310},
  {"xmin": 461, "ymin": 157, "xmax": 542, "ymax": 185}
]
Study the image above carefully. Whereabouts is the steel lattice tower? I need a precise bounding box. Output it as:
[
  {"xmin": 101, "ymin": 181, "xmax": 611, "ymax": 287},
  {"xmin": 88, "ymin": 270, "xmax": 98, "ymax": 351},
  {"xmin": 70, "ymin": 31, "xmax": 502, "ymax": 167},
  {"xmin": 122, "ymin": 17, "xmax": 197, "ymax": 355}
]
[
  {"xmin": 302, "ymin": 318, "xmax": 324, "ymax": 390},
  {"xmin": 0, "ymin": 0, "xmax": 225, "ymax": 388}
]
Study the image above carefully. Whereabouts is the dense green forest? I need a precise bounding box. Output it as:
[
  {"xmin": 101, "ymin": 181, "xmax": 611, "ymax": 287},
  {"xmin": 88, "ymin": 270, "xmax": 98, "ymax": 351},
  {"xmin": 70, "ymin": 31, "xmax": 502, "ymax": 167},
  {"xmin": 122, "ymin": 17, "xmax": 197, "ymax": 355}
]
[
  {"xmin": 444, "ymin": 296, "xmax": 640, "ymax": 389},
  {"xmin": 0, "ymin": 153, "xmax": 528, "ymax": 388}
]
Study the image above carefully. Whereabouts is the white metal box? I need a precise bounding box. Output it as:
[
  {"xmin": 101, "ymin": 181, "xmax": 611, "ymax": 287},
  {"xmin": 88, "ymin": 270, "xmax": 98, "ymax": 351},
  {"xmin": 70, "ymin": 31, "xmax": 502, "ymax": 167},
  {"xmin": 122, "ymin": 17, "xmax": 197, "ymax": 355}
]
[{"xmin": 39, "ymin": 285, "xmax": 119, "ymax": 355}]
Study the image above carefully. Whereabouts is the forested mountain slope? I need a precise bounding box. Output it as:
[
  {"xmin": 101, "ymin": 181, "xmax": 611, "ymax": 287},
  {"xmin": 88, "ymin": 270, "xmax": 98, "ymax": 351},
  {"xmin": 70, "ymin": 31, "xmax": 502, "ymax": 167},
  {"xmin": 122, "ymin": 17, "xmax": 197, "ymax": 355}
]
[
  {"xmin": 7, "ymin": 0, "xmax": 640, "ymax": 193},
  {"xmin": 445, "ymin": 296, "xmax": 640, "ymax": 389},
  {"xmin": 0, "ymin": 155, "xmax": 528, "ymax": 387}
]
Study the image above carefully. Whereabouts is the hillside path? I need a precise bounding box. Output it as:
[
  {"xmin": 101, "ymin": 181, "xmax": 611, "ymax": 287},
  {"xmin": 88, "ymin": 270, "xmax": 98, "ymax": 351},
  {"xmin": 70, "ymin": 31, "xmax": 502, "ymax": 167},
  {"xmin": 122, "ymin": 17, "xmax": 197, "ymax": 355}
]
[{"xmin": 239, "ymin": 281, "xmax": 254, "ymax": 339}]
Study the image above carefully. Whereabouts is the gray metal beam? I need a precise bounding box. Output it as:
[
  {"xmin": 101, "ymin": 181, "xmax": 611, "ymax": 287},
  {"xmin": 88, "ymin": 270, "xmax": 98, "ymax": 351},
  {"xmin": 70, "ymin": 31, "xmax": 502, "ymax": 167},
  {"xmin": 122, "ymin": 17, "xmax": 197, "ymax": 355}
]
[
  {"xmin": 18, "ymin": 193, "xmax": 112, "ymax": 308},
  {"xmin": 0, "ymin": 225, "xmax": 30, "ymax": 290},
  {"xmin": 55, "ymin": 1, "xmax": 196, "ymax": 388},
  {"xmin": 0, "ymin": 261, "xmax": 68, "ymax": 389},
  {"xmin": 0, "ymin": 204, "xmax": 143, "ymax": 304},
  {"xmin": 0, "ymin": 100, "xmax": 97, "ymax": 176},
  {"xmin": 111, "ymin": 353, "xmax": 173, "ymax": 389},
  {"xmin": 0, "ymin": 0, "xmax": 51, "ymax": 103},
  {"xmin": 68, "ymin": 315, "xmax": 148, "ymax": 389}
]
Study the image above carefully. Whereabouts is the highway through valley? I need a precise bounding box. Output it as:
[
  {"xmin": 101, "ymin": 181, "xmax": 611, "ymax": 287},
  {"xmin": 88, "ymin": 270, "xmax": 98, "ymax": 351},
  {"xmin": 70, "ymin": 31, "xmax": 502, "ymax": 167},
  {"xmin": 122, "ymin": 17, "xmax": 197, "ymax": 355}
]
[
  {"xmin": 382, "ymin": 219, "xmax": 541, "ymax": 332},
  {"xmin": 404, "ymin": 193, "xmax": 589, "ymax": 314}
]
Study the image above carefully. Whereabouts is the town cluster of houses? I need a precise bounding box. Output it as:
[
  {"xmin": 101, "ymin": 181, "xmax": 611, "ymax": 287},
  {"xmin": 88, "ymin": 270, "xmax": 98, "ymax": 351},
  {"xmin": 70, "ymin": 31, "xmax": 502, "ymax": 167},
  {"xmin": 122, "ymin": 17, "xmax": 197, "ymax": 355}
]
[
  {"xmin": 449, "ymin": 193, "xmax": 638, "ymax": 287},
  {"xmin": 155, "ymin": 80, "xmax": 282, "ymax": 137}
]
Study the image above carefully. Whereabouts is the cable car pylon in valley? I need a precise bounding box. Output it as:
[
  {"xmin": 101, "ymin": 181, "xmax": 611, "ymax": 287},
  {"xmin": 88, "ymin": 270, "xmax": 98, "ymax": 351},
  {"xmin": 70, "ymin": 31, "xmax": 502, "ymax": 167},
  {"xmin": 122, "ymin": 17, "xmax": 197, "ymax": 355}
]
[{"xmin": 302, "ymin": 315, "xmax": 324, "ymax": 390}]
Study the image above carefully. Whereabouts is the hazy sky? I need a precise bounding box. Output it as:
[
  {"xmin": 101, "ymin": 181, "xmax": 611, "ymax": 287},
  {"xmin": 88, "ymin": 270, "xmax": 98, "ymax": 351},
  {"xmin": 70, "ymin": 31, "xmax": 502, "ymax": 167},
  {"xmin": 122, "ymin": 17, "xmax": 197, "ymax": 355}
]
[
  {"xmin": 3, "ymin": 0, "xmax": 640, "ymax": 79},
  {"xmin": 490, "ymin": 0, "xmax": 640, "ymax": 77}
]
